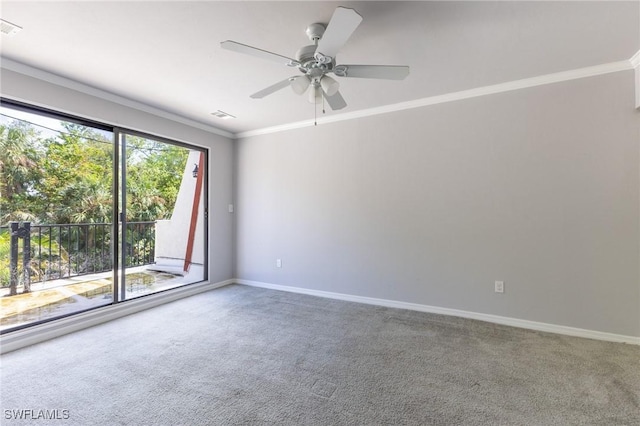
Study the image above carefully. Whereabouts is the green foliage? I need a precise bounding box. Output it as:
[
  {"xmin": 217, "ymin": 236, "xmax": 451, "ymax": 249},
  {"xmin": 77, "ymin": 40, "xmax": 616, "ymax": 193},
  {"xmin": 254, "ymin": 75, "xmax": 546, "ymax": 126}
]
[
  {"xmin": 0, "ymin": 121, "xmax": 43, "ymax": 223},
  {"xmin": 0, "ymin": 230, "xmax": 69, "ymax": 288},
  {"xmin": 0, "ymin": 118, "xmax": 189, "ymax": 226},
  {"xmin": 0, "ymin": 113, "xmax": 191, "ymax": 287},
  {"xmin": 0, "ymin": 231, "xmax": 9, "ymax": 286},
  {"xmin": 37, "ymin": 123, "xmax": 114, "ymax": 224},
  {"xmin": 125, "ymin": 136, "xmax": 188, "ymax": 221}
]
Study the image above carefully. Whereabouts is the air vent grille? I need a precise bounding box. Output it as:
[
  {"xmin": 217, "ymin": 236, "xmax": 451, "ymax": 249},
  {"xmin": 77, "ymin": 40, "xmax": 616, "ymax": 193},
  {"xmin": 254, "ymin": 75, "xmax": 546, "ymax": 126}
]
[
  {"xmin": 211, "ymin": 110, "xmax": 236, "ymax": 120},
  {"xmin": 0, "ymin": 19, "xmax": 22, "ymax": 36}
]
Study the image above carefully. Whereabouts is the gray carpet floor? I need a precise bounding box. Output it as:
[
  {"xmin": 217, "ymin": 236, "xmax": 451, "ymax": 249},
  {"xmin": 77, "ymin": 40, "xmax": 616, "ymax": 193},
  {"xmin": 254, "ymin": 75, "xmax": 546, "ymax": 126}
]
[{"xmin": 1, "ymin": 284, "xmax": 639, "ymax": 425}]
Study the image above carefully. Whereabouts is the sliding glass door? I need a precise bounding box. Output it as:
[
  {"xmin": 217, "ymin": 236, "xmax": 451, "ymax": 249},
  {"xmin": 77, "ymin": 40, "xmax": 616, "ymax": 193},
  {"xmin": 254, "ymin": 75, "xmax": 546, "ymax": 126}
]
[
  {"xmin": 0, "ymin": 101, "xmax": 207, "ymax": 331},
  {"xmin": 119, "ymin": 132, "xmax": 206, "ymax": 300},
  {"xmin": 0, "ymin": 105, "xmax": 116, "ymax": 329}
]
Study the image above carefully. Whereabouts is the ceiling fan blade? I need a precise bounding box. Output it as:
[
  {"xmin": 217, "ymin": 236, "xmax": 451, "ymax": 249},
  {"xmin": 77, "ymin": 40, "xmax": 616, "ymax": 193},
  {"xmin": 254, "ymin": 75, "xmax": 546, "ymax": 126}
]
[
  {"xmin": 250, "ymin": 78, "xmax": 295, "ymax": 99},
  {"xmin": 221, "ymin": 40, "xmax": 299, "ymax": 66},
  {"xmin": 333, "ymin": 65, "xmax": 410, "ymax": 80},
  {"xmin": 315, "ymin": 7, "xmax": 363, "ymax": 61},
  {"xmin": 323, "ymin": 90, "xmax": 347, "ymax": 110}
]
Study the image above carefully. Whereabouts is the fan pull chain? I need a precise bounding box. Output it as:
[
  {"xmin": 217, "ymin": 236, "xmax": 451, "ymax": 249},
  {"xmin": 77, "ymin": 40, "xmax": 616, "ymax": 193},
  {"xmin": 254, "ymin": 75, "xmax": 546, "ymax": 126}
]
[
  {"xmin": 314, "ymin": 94, "xmax": 317, "ymax": 126},
  {"xmin": 322, "ymin": 92, "xmax": 326, "ymax": 114}
]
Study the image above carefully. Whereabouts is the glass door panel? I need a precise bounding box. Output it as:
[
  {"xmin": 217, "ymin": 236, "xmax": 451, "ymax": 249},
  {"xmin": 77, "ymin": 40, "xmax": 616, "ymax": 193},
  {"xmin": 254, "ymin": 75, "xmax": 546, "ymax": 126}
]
[
  {"xmin": 0, "ymin": 102, "xmax": 208, "ymax": 332},
  {"xmin": 120, "ymin": 133, "xmax": 205, "ymax": 300},
  {"xmin": 0, "ymin": 105, "xmax": 115, "ymax": 330}
]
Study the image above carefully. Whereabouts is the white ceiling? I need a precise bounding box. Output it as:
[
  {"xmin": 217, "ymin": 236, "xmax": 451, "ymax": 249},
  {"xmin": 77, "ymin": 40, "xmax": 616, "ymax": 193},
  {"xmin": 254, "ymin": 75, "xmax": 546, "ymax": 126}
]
[{"xmin": 1, "ymin": 1, "xmax": 638, "ymax": 136}]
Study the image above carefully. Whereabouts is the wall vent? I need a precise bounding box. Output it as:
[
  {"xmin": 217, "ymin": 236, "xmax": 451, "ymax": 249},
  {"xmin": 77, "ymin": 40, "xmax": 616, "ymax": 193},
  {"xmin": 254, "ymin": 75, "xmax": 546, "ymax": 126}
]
[
  {"xmin": 0, "ymin": 19, "xmax": 22, "ymax": 36},
  {"xmin": 211, "ymin": 110, "xmax": 236, "ymax": 120}
]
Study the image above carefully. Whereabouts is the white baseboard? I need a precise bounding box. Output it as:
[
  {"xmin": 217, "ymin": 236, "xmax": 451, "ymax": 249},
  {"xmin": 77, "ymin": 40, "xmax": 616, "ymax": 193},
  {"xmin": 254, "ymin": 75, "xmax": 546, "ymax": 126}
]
[
  {"xmin": 5, "ymin": 278, "xmax": 636, "ymax": 353},
  {"xmin": 0, "ymin": 279, "xmax": 234, "ymax": 354},
  {"xmin": 236, "ymin": 279, "xmax": 640, "ymax": 346}
]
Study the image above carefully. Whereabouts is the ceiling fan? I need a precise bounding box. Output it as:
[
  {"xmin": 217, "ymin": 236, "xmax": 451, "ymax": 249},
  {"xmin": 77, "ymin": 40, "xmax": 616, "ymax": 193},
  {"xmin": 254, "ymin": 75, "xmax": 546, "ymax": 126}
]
[{"xmin": 221, "ymin": 6, "xmax": 410, "ymax": 111}]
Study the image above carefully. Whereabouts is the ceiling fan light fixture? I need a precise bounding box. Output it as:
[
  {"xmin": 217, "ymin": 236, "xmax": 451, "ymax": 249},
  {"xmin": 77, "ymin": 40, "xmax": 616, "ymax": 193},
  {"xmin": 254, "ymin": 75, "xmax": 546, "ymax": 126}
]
[
  {"xmin": 308, "ymin": 86, "xmax": 322, "ymax": 104},
  {"xmin": 290, "ymin": 76, "xmax": 310, "ymax": 95},
  {"xmin": 320, "ymin": 76, "xmax": 339, "ymax": 96},
  {"xmin": 221, "ymin": 6, "xmax": 409, "ymax": 113}
]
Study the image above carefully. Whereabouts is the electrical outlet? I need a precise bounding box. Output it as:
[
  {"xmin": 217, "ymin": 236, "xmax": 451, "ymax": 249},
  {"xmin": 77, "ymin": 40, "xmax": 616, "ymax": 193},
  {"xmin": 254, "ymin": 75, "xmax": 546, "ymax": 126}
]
[
  {"xmin": 495, "ymin": 281, "xmax": 504, "ymax": 293},
  {"xmin": 276, "ymin": 259, "xmax": 282, "ymax": 268}
]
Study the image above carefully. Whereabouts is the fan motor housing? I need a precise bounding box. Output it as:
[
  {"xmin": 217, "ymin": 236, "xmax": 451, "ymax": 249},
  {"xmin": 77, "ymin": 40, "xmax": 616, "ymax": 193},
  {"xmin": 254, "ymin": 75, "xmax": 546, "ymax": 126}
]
[
  {"xmin": 295, "ymin": 45, "xmax": 317, "ymax": 63},
  {"xmin": 296, "ymin": 44, "xmax": 334, "ymax": 75}
]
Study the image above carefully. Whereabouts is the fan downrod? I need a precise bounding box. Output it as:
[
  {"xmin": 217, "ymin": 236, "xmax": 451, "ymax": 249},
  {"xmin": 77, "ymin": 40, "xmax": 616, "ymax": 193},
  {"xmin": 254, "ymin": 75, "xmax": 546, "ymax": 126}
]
[{"xmin": 296, "ymin": 22, "xmax": 335, "ymax": 76}]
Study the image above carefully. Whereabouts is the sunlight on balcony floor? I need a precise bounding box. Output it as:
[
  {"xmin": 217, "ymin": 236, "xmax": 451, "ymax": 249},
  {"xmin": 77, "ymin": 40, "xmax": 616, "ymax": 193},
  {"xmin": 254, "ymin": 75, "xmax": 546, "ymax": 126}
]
[{"xmin": 0, "ymin": 268, "xmax": 185, "ymax": 331}]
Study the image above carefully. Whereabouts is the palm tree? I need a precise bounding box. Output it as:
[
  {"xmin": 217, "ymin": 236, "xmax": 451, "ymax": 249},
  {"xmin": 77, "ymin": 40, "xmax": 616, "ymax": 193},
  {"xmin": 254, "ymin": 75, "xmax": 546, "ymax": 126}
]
[{"xmin": 0, "ymin": 121, "xmax": 42, "ymax": 224}]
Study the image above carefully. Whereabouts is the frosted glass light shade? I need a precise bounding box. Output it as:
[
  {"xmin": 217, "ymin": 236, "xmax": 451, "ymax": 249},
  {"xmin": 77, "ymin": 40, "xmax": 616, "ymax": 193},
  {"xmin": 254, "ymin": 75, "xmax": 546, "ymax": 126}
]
[
  {"xmin": 320, "ymin": 76, "xmax": 339, "ymax": 96},
  {"xmin": 290, "ymin": 76, "xmax": 310, "ymax": 95}
]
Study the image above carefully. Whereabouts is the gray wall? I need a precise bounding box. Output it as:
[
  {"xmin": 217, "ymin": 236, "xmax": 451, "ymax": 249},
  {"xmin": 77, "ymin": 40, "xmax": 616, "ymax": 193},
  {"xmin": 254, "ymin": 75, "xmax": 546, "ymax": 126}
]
[
  {"xmin": 236, "ymin": 71, "xmax": 640, "ymax": 337},
  {"xmin": 1, "ymin": 68, "xmax": 235, "ymax": 283}
]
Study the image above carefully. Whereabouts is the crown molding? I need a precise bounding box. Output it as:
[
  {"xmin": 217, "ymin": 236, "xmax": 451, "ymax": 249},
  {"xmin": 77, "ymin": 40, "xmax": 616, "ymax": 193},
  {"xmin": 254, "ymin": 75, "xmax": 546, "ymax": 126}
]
[
  {"xmin": 3, "ymin": 55, "xmax": 634, "ymax": 141},
  {"xmin": 0, "ymin": 57, "xmax": 235, "ymax": 139},
  {"xmin": 236, "ymin": 60, "xmax": 633, "ymax": 139}
]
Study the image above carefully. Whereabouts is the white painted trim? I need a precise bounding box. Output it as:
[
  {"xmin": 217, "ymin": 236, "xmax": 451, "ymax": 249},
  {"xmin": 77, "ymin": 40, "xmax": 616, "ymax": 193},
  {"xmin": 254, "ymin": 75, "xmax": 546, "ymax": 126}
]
[
  {"xmin": 236, "ymin": 60, "xmax": 633, "ymax": 139},
  {"xmin": 635, "ymin": 66, "xmax": 640, "ymax": 109},
  {"xmin": 0, "ymin": 279, "xmax": 234, "ymax": 354},
  {"xmin": 632, "ymin": 50, "xmax": 640, "ymax": 109},
  {"xmin": 236, "ymin": 279, "xmax": 640, "ymax": 345},
  {"xmin": 0, "ymin": 58, "xmax": 235, "ymax": 139},
  {"xmin": 3, "ymin": 55, "xmax": 636, "ymax": 140},
  {"xmin": 1, "ymin": 51, "xmax": 640, "ymax": 139},
  {"xmin": 630, "ymin": 49, "xmax": 640, "ymax": 68}
]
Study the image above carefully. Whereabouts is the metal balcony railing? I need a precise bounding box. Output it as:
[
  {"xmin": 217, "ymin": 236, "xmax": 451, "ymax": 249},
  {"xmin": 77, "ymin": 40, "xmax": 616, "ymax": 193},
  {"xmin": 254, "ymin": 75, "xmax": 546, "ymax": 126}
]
[{"xmin": 0, "ymin": 221, "xmax": 156, "ymax": 294}]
